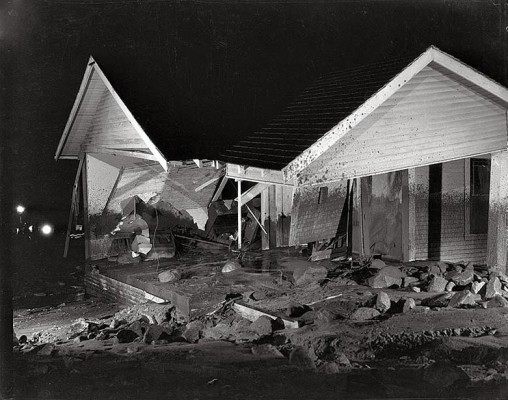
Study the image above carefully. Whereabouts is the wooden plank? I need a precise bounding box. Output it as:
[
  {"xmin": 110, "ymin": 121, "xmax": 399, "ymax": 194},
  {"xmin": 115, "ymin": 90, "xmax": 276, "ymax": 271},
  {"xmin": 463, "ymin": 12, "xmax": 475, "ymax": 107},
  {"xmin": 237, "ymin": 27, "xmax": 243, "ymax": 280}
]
[
  {"xmin": 232, "ymin": 302, "xmax": 300, "ymax": 329},
  {"xmin": 82, "ymin": 154, "xmax": 90, "ymax": 261},
  {"xmin": 210, "ymin": 176, "xmax": 228, "ymax": 204},
  {"xmin": 63, "ymin": 154, "xmax": 84, "ymax": 258},
  {"xmin": 193, "ymin": 159, "xmax": 203, "ymax": 168},
  {"xmin": 234, "ymin": 182, "xmax": 268, "ymax": 203},
  {"xmin": 246, "ymin": 204, "xmax": 267, "ymax": 235},
  {"xmin": 407, "ymin": 168, "xmax": 417, "ymax": 261},
  {"xmin": 85, "ymin": 147, "xmax": 158, "ymax": 161},
  {"xmin": 237, "ymin": 179, "xmax": 242, "ymax": 249},
  {"xmin": 401, "ymin": 169, "xmax": 410, "ymax": 262},
  {"xmin": 195, "ymin": 175, "xmax": 222, "ymax": 192},
  {"xmin": 226, "ymin": 163, "xmax": 290, "ymax": 185},
  {"xmin": 102, "ymin": 167, "xmax": 124, "ymax": 214},
  {"xmin": 261, "ymin": 187, "xmax": 270, "ymax": 250}
]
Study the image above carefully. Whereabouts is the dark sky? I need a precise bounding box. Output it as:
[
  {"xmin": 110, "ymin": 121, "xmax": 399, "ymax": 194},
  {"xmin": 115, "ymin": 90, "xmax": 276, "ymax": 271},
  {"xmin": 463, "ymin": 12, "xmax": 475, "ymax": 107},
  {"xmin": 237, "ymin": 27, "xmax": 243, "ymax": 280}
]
[{"xmin": 1, "ymin": 0, "xmax": 506, "ymax": 225}]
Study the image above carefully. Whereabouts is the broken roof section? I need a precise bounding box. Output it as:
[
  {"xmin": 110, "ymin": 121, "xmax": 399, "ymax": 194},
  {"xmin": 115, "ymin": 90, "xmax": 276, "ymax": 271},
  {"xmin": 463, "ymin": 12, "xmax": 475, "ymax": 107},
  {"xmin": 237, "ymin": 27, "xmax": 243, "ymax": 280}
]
[
  {"xmin": 223, "ymin": 46, "xmax": 508, "ymax": 183},
  {"xmin": 55, "ymin": 57, "xmax": 168, "ymax": 170}
]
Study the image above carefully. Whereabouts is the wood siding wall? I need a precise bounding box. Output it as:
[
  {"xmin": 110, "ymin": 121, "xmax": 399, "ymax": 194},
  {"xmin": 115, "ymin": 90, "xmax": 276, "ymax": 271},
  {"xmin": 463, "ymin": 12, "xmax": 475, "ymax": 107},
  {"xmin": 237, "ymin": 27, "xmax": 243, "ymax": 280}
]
[
  {"xmin": 289, "ymin": 180, "xmax": 346, "ymax": 245},
  {"xmin": 299, "ymin": 65, "xmax": 507, "ymax": 186},
  {"xmin": 413, "ymin": 159, "xmax": 488, "ymax": 263},
  {"xmin": 82, "ymin": 88, "xmax": 148, "ymax": 153}
]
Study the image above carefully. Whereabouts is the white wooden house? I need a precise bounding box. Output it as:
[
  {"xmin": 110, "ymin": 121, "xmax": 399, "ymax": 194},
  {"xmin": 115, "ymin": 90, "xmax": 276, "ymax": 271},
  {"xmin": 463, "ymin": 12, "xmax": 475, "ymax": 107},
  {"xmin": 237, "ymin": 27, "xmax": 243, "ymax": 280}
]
[{"xmin": 223, "ymin": 46, "xmax": 508, "ymax": 271}]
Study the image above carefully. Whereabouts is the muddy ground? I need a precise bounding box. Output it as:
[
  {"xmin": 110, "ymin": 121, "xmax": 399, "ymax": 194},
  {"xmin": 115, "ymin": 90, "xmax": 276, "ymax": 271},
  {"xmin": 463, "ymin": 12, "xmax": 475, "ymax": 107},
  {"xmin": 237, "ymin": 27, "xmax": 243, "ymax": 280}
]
[{"xmin": 10, "ymin": 237, "xmax": 508, "ymax": 399}]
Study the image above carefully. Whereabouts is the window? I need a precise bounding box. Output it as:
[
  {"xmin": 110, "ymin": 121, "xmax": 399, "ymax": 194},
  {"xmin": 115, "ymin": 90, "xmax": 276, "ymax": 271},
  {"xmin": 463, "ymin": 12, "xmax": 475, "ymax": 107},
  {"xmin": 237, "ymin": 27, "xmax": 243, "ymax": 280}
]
[
  {"xmin": 470, "ymin": 158, "xmax": 490, "ymax": 234},
  {"xmin": 318, "ymin": 186, "xmax": 328, "ymax": 205}
]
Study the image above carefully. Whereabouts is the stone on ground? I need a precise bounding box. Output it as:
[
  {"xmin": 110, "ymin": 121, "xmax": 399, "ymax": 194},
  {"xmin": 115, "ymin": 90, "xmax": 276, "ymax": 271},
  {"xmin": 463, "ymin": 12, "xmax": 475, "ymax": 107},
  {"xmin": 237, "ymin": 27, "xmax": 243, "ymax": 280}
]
[
  {"xmin": 427, "ymin": 276, "xmax": 448, "ymax": 292},
  {"xmin": 158, "ymin": 269, "xmax": 181, "ymax": 283},
  {"xmin": 445, "ymin": 281, "xmax": 456, "ymax": 292},
  {"xmin": 403, "ymin": 277, "xmax": 419, "ymax": 288},
  {"xmin": 319, "ymin": 362, "xmax": 340, "ymax": 374},
  {"xmin": 251, "ymin": 316, "xmax": 275, "ymax": 337},
  {"xmin": 451, "ymin": 263, "xmax": 474, "ymax": 286},
  {"xmin": 182, "ymin": 320, "xmax": 204, "ymax": 343},
  {"xmin": 286, "ymin": 302, "xmax": 311, "ymax": 318},
  {"xmin": 485, "ymin": 276, "xmax": 503, "ymax": 300},
  {"xmin": 368, "ymin": 266, "xmax": 406, "ymax": 289},
  {"xmin": 402, "ymin": 298, "xmax": 416, "ymax": 313},
  {"xmin": 293, "ymin": 265, "xmax": 328, "ymax": 286},
  {"xmin": 251, "ymin": 344, "xmax": 284, "ymax": 358},
  {"xmin": 114, "ymin": 303, "xmax": 174, "ymax": 325},
  {"xmin": 350, "ymin": 307, "xmax": 380, "ymax": 321},
  {"xmin": 375, "ymin": 292, "xmax": 391, "ymax": 313},
  {"xmin": 486, "ymin": 294, "xmax": 508, "ymax": 308},
  {"xmin": 116, "ymin": 329, "xmax": 139, "ymax": 343},
  {"xmin": 335, "ymin": 352, "xmax": 352, "ymax": 367},
  {"xmin": 471, "ymin": 281, "xmax": 486, "ymax": 294},
  {"xmin": 289, "ymin": 346, "xmax": 316, "ymax": 370},
  {"xmin": 423, "ymin": 292, "xmax": 454, "ymax": 308},
  {"xmin": 222, "ymin": 260, "xmax": 242, "ymax": 273},
  {"xmin": 448, "ymin": 290, "xmax": 480, "ymax": 308},
  {"xmin": 370, "ymin": 259, "xmax": 386, "ymax": 270},
  {"xmin": 143, "ymin": 324, "xmax": 167, "ymax": 343}
]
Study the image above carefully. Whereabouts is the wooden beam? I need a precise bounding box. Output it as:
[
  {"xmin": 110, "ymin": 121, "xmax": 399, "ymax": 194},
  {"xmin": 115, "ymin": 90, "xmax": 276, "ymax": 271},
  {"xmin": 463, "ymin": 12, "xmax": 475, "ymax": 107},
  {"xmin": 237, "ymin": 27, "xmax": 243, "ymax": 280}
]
[
  {"xmin": 226, "ymin": 163, "xmax": 290, "ymax": 186},
  {"xmin": 234, "ymin": 182, "xmax": 268, "ymax": 203},
  {"xmin": 84, "ymin": 146, "xmax": 159, "ymax": 161},
  {"xmin": 487, "ymin": 150, "xmax": 508, "ymax": 272},
  {"xmin": 407, "ymin": 168, "xmax": 417, "ymax": 261},
  {"xmin": 232, "ymin": 302, "xmax": 300, "ymax": 329},
  {"xmin": 193, "ymin": 159, "xmax": 203, "ymax": 168},
  {"xmin": 63, "ymin": 154, "xmax": 85, "ymax": 258},
  {"xmin": 261, "ymin": 187, "xmax": 270, "ymax": 250},
  {"xmin": 401, "ymin": 169, "xmax": 410, "ymax": 262},
  {"xmin": 195, "ymin": 175, "xmax": 222, "ymax": 192},
  {"xmin": 237, "ymin": 179, "xmax": 242, "ymax": 250},
  {"xmin": 102, "ymin": 166, "xmax": 124, "ymax": 215},
  {"xmin": 210, "ymin": 176, "xmax": 228, "ymax": 204},
  {"xmin": 246, "ymin": 204, "xmax": 267, "ymax": 235},
  {"xmin": 82, "ymin": 154, "xmax": 90, "ymax": 261}
]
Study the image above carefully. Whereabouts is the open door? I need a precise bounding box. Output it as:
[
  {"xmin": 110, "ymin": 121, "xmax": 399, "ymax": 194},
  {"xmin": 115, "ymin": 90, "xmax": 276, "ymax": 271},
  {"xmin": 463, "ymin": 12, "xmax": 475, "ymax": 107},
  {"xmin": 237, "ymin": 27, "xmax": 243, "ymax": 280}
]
[{"xmin": 361, "ymin": 171, "xmax": 403, "ymax": 260}]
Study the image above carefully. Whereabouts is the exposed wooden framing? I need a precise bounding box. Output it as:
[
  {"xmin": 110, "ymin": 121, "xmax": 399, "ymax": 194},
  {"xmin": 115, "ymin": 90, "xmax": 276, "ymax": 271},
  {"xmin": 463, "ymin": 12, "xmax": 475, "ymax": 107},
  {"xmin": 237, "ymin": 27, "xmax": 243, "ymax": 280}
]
[
  {"xmin": 275, "ymin": 185, "xmax": 284, "ymax": 247},
  {"xmin": 232, "ymin": 302, "xmax": 300, "ymax": 329},
  {"xmin": 234, "ymin": 182, "xmax": 268, "ymax": 203},
  {"xmin": 360, "ymin": 178, "xmax": 370, "ymax": 256},
  {"xmin": 283, "ymin": 46, "xmax": 508, "ymax": 181},
  {"xmin": 237, "ymin": 179, "xmax": 242, "ymax": 249},
  {"xmin": 195, "ymin": 174, "xmax": 222, "ymax": 192},
  {"xmin": 261, "ymin": 187, "xmax": 270, "ymax": 250},
  {"xmin": 246, "ymin": 204, "xmax": 268, "ymax": 235},
  {"xmin": 55, "ymin": 57, "xmax": 95, "ymax": 160},
  {"xmin": 355, "ymin": 178, "xmax": 364, "ymax": 257},
  {"xmin": 82, "ymin": 154, "xmax": 90, "ymax": 260},
  {"xmin": 84, "ymin": 146, "xmax": 159, "ymax": 161},
  {"xmin": 226, "ymin": 163, "xmax": 290, "ymax": 186},
  {"xmin": 487, "ymin": 150, "xmax": 508, "ymax": 272},
  {"xmin": 63, "ymin": 154, "xmax": 85, "ymax": 258},
  {"xmin": 210, "ymin": 176, "xmax": 228, "ymax": 205},
  {"xmin": 193, "ymin": 159, "xmax": 203, "ymax": 168},
  {"xmin": 90, "ymin": 60, "xmax": 168, "ymax": 171},
  {"xmin": 401, "ymin": 169, "xmax": 410, "ymax": 262},
  {"xmin": 102, "ymin": 166, "xmax": 124, "ymax": 214}
]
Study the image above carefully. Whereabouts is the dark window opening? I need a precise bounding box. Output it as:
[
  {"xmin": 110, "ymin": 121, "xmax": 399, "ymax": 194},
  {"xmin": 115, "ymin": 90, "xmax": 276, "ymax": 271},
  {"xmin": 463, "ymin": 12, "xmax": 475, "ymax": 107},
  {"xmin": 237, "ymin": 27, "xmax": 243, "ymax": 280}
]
[
  {"xmin": 470, "ymin": 158, "xmax": 490, "ymax": 234},
  {"xmin": 318, "ymin": 186, "xmax": 328, "ymax": 205}
]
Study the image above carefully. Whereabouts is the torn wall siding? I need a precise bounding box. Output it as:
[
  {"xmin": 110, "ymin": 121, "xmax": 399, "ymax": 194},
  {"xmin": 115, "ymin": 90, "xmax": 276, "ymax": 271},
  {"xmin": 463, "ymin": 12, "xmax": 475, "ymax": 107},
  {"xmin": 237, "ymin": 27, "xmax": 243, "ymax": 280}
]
[
  {"xmin": 86, "ymin": 154, "xmax": 122, "ymax": 259},
  {"xmin": 297, "ymin": 65, "xmax": 507, "ymax": 186},
  {"xmin": 289, "ymin": 180, "xmax": 347, "ymax": 245}
]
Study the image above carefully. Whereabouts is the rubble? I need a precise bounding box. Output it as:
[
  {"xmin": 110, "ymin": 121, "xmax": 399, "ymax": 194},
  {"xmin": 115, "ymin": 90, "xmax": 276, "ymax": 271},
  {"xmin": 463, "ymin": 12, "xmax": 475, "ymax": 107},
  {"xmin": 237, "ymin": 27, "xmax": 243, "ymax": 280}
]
[
  {"xmin": 375, "ymin": 291, "xmax": 391, "ymax": 313},
  {"xmin": 222, "ymin": 260, "xmax": 241, "ymax": 273},
  {"xmin": 293, "ymin": 265, "xmax": 328, "ymax": 286},
  {"xmin": 486, "ymin": 294, "xmax": 508, "ymax": 308},
  {"xmin": 428, "ymin": 276, "xmax": 448, "ymax": 292},
  {"xmin": 158, "ymin": 269, "xmax": 181, "ymax": 283},
  {"xmin": 350, "ymin": 307, "xmax": 380, "ymax": 321},
  {"xmin": 367, "ymin": 266, "xmax": 406, "ymax": 288},
  {"xmin": 485, "ymin": 276, "xmax": 503, "ymax": 299},
  {"xmin": 448, "ymin": 290, "xmax": 480, "ymax": 308}
]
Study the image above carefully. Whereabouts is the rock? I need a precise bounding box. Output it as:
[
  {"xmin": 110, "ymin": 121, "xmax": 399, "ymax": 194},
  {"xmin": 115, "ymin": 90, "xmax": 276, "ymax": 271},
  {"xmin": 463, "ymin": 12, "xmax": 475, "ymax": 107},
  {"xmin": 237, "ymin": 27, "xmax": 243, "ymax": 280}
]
[
  {"xmin": 370, "ymin": 259, "xmax": 386, "ymax": 270},
  {"xmin": 427, "ymin": 276, "xmax": 448, "ymax": 292},
  {"xmin": 436, "ymin": 261, "xmax": 449, "ymax": 274},
  {"xmin": 143, "ymin": 325, "xmax": 166, "ymax": 344},
  {"xmin": 251, "ymin": 316, "xmax": 274, "ymax": 336},
  {"xmin": 128, "ymin": 320, "xmax": 147, "ymax": 338},
  {"xmin": 410, "ymin": 305, "xmax": 430, "ymax": 314},
  {"xmin": 368, "ymin": 266, "xmax": 406, "ymax": 289},
  {"xmin": 289, "ymin": 346, "xmax": 316, "ymax": 370},
  {"xmin": 485, "ymin": 277, "xmax": 503, "ymax": 300},
  {"xmin": 222, "ymin": 260, "xmax": 241, "ymax": 273},
  {"xmin": 68, "ymin": 318, "xmax": 89, "ymax": 338},
  {"xmin": 402, "ymin": 298, "xmax": 416, "ymax": 313},
  {"xmin": 18, "ymin": 335, "xmax": 27, "ymax": 345},
  {"xmin": 158, "ymin": 269, "xmax": 181, "ymax": 283},
  {"xmin": 451, "ymin": 263, "xmax": 474, "ymax": 286},
  {"xmin": 286, "ymin": 302, "xmax": 311, "ymax": 318},
  {"xmin": 36, "ymin": 343, "xmax": 55, "ymax": 356},
  {"xmin": 182, "ymin": 320, "xmax": 203, "ymax": 343},
  {"xmin": 429, "ymin": 265, "xmax": 443, "ymax": 277},
  {"xmin": 116, "ymin": 329, "xmax": 139, "ymax": 343},
  {"xmin": 293, "ymin": 265, "xmax": 328, "ymax": 286},
  {"xmin": 335, "ymin": 352, "xmax": 352, "ymax": 367},
  {"xmin": 412, "ymin": 287, "xmax": 421, "ymax": 293},
  {"xmin": 251, "ymin": 344, "xmax": 284, "ymax": 358},
  {"xmin": 403, "ymin": 277, "xmax": 419, "ymax": 288},
  {"xmin": 423, "ymin": 292, "xmax": 454, "ymax": 308},
  {"xmin": 114, "ymin": 303, "xmax": 175, "ymax": 326},
  {"xmin": 448, "ymin": 290, "xmax": 480, "ymax": 308},
  {"xmin": 375, "ymin": 292, "xmax": 391, "ymax": 313},
  {"xmin": 250, "ymin": 291, "xmax": 266, "ymax": 301},
  {"xmin": 316, "ymin": 309, "xmax": 336, "ymax": 324},
  {"xmin": 350, "ymin": 307, "xmax": 380, "ymax": 321},
  {"xmin": 445, "ymin": 281, "xmax": 456, "ymax": 292},
  {"xmin": 487, "ymin": 294, "xmax": 508, "ymax": 308},
  {"xmin": 422, "ymin": 360, "xmax": 470, "ymax": 389},
  {"xmin": 319, "ymin": 362, "xmax": 340, "ymax": 374},
  {"xmin": 471, "ymin": 281, "xmax": 486, "ymax": 294}
]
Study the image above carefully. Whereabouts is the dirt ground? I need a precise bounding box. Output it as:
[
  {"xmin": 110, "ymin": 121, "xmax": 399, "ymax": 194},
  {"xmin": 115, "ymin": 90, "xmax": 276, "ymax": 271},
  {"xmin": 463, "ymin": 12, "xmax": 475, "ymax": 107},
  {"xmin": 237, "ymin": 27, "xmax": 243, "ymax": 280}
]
[{"xmin": 10, "ymin": 237, "xmax": 508, "ymax": 399}]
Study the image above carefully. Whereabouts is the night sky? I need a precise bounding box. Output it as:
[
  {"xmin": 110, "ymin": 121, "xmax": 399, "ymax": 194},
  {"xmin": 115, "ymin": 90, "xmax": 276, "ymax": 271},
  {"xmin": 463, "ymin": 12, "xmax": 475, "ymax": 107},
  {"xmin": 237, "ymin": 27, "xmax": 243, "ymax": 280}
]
[{"xmin": 1, "ymin": 0, "xmax": 506, "ymax": 227}]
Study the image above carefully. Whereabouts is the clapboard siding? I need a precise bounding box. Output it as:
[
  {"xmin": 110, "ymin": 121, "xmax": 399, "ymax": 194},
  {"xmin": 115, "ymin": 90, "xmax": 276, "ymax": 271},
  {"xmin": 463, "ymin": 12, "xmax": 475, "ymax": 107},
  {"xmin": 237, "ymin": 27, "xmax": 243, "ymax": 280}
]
[
  {"xmin": 413, "ymin": 160, "xmax": 487, "ymax": 263},
  {"xmin": 82, "ymin": 88, "xmax": 148, "ymax": 152},
  {"xmin": 299, "ymin": 65, "xmax": 507, "ymax": 185}
]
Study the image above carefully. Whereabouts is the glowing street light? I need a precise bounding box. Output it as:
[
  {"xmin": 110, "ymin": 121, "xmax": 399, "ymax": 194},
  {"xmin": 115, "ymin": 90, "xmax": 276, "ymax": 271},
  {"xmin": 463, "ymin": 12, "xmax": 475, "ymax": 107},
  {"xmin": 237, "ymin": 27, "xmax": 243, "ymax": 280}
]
[
  {"xmin": 41, "ymin": 224, "xmax": 53, "ymax": 236},
  {"xmin": 16, "ymin": 205, "xmax": 25, "ymax": 214}
]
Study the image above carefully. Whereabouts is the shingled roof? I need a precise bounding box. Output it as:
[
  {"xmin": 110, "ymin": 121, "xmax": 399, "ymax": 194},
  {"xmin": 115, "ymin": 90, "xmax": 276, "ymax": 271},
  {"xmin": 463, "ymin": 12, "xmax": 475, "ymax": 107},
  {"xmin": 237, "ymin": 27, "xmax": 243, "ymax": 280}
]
[{"xmin": 220, "ymin": 53, "xmax": 422, "ymax": 170}]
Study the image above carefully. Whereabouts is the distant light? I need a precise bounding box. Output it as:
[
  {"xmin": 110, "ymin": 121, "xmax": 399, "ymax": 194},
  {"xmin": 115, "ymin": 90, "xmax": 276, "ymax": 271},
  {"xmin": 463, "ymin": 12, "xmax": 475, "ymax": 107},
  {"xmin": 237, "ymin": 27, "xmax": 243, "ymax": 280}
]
[
  {"xmin": 28, "ymin": 225, "xmax": 33, "ymax": 232},
  {"xmin": 41, "ymin": 224, "xmax": 53, "ymax": 235},
  {"xmin": 16, "ymin": 205, "xmax": 25, "ymax": 214}
]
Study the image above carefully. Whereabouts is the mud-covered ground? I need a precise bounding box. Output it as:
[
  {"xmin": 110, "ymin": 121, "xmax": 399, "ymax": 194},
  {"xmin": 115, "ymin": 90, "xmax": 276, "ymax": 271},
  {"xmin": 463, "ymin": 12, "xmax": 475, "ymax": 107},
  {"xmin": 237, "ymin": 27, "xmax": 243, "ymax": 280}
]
[{"xmin": 10, "ymin": 237, "xmax": 508, "ymax": 399}]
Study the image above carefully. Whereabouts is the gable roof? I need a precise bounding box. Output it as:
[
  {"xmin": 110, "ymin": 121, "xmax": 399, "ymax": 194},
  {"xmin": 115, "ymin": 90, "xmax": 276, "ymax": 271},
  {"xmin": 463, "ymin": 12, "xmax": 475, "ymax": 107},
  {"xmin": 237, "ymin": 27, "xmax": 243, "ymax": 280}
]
[
  {"xmin": 221, "ymin": 46, "xmax": 508, "ymax": 177},
  {"xmin": 55, "ymin": 57, "xmax": 169, "ymax": 170}
]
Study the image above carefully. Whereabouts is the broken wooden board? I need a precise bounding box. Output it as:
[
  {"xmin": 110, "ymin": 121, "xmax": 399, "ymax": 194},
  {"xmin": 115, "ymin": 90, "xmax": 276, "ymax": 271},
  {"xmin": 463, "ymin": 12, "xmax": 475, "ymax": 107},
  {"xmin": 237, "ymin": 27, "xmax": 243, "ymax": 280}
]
[
  {"xmin": 232, "ymin": 302, "xmax": 300, "ymax": 329},
  {"xmin": 309, "ymin": 248, "xmax": 332, "ymax": 262}
]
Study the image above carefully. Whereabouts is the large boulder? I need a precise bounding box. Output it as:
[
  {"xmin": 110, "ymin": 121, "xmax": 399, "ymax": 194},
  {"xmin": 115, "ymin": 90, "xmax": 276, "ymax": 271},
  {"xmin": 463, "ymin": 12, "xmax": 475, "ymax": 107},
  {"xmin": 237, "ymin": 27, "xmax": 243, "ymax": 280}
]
[
  {"xmin": 367, "ymin": 266, "xmax": 406, "ymax": 289},
  {"xmin": 485, "ymin": 276, "xmax": 503, "ymax": 300},
  {"xmin": 450, "ymin": 263, "xmax": 474, "ymax": 286},
  {"xmin": 375, "ymin": 292, "xmax": 391, "ymax": 313},
  {"xmin": 448, "ymin": 290, "xmax": 480, "ymax": 308},
  {"xmin": 427, "ymin": 276, "xmax": 448, "ymax": 292}
]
